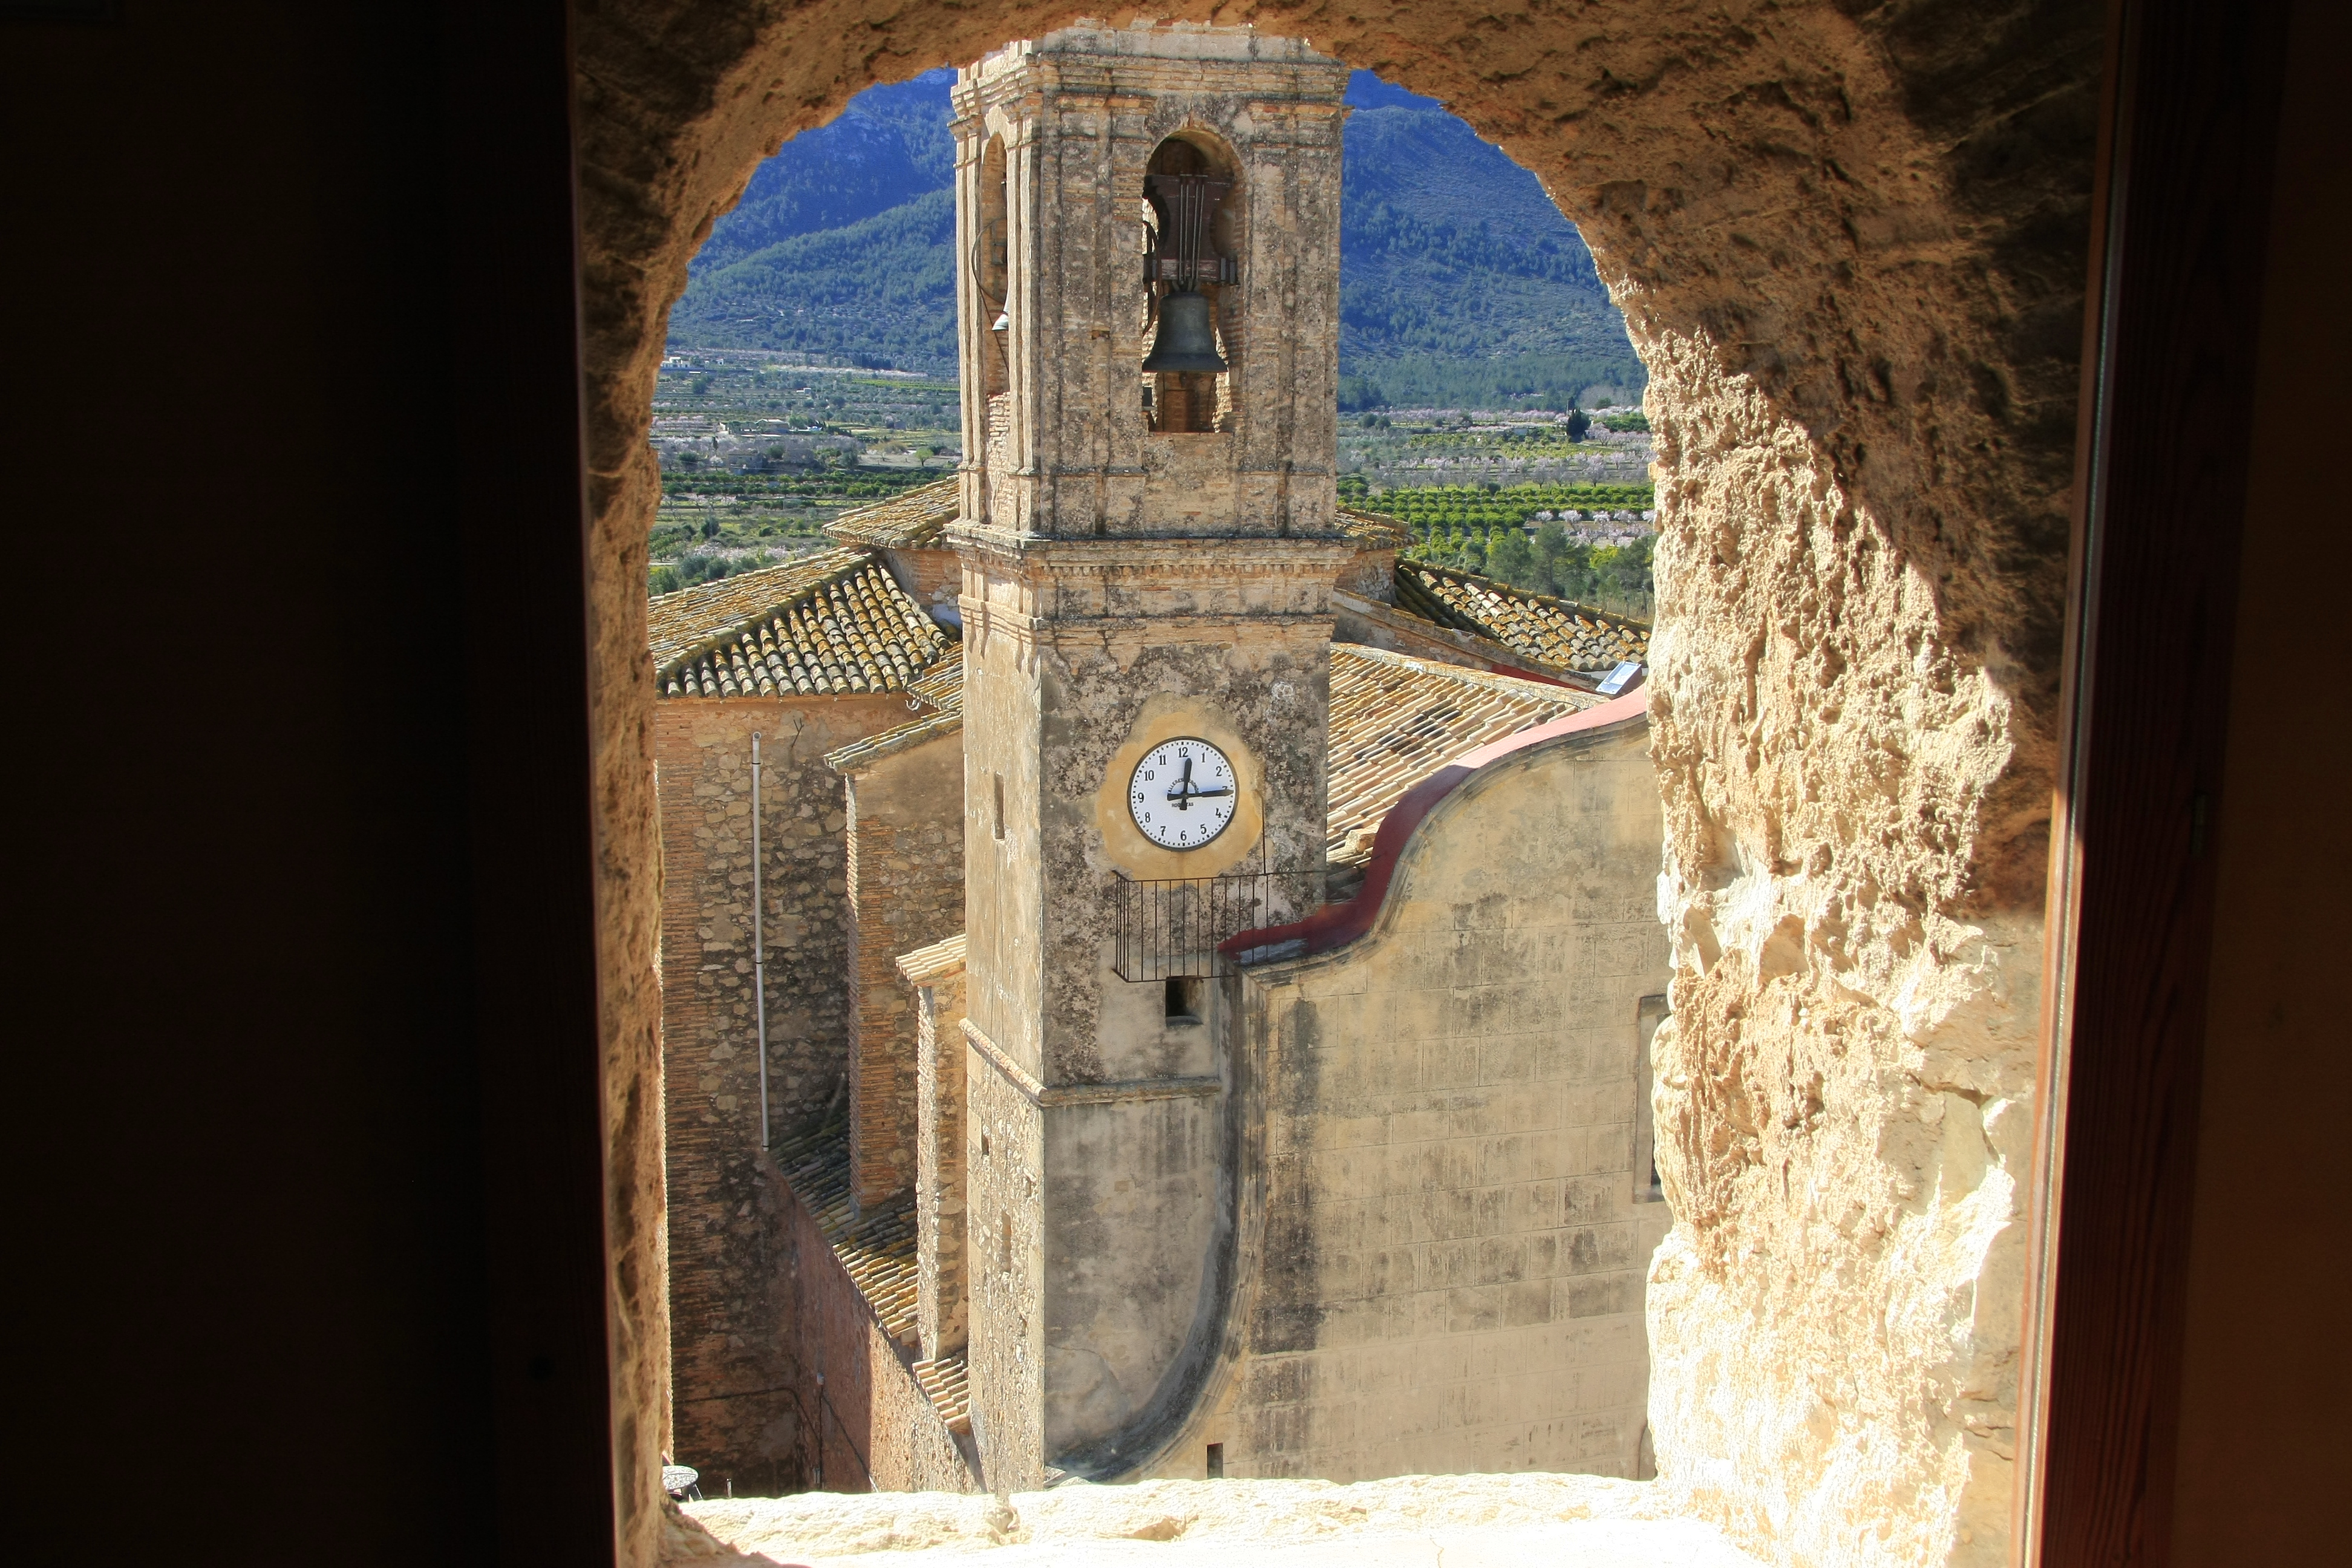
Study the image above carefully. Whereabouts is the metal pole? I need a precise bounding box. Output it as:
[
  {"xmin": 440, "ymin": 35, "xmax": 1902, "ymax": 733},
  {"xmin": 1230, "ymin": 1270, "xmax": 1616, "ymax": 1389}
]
[{"xmin": 753, "ymin": 731, "xmax": 770, "ymax": 1149}]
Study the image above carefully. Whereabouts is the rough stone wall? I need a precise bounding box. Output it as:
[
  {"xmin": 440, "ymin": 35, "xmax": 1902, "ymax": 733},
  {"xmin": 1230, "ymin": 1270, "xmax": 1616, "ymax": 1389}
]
[
  {"xmin": 839, "ymin": 734, "xmax": 967, "ymax": 1208},
  {"xmin": 1642, "ymin": 354, "xmax": 2050, "ymax": 1567},
  {"xmin": 1203, "ymin": 714, "xmax": 1670, "ymax": 1483},
  {"xmin": 881, "ymin": 546, "xmax": 964, "ymax": 615},
  {"xmin": 963, "ymin": 1039, "xmax": 1047, "ymax": 1492},
  {"xmin": 579, "ymin": 6, "xmax": 2099, "ymax": 1563},
  {"xmin": 781, "ymin": 1175, "xmax": 982, "ymax": 1495},
  {"xmin": 955, "ymin": 532, "xmax": 1348, "ymax": 1480},
  {"xmin": 655, "ymin": 694, "xmax": 907, "ymax": 1489},
  {"xmin": 910, "ymin": 962, "xmax": 971, "ymax": 1361}
]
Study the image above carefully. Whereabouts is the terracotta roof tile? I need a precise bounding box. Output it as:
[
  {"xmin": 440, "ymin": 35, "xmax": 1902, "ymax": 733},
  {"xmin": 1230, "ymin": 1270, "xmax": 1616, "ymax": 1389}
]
[
  {"xmin": 823, "ymin": 651, "xmax": 965, "ymax": 772},
  {"xmin": 906, "ymin": 653, "xmax": 965, "ymax": 716},
  {"xmin": 895, "ymin": 932, "xmax": 967, "ymax": 987},
  {"xmin": 652, "ymin": 550, "xmax": 955, "ymax": 699},
  {"xmin": 825, "ymin": 707, "xmax": 962, "ymax": 774},
  {"xmin": 822, "ymin": 476, "xmax": 962, "ymax": 549},
  {"xmin": 775, "ymin": 1126, "xmax": 921, "ymax": 1348},
  {"xmin": 647, "ymin": 546, "xmax": 865, "ymax": 669},
  {"xmin": 1325, "ymin": 644, "xmax": 1599, "ymax": 866},
  {"xmin": 1336, "ymin": 507, "xmax": 1413, "ymax": 551},
  {"xmin": 1393, "ymin": 561, "xmax": 1651, "ymax": 675},
  {"xmin": 771, "ymin": 1124, "xmax": 971, "ymax": 1433}
]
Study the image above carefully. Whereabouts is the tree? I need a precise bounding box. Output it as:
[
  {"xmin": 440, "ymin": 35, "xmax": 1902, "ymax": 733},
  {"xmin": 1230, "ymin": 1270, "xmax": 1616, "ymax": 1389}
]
[
  {"xmin": 1565, "ymin": 408, "xmax": 1591, "ymax": 441},
  {"xmin": 1488, "ymin": 524, "xmax": 1534, "ymax": 587}
]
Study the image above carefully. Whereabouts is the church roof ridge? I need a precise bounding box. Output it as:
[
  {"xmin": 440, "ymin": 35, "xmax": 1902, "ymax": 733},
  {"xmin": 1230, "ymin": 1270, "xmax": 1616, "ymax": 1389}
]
[
  {"xmin": 1325, "ymin": 642, "xmax": 1599, "ymax": 867},
  {"xmin": 1391, "ymin": 558, "xmax": 1651, "ymax": 676},
  {"xmin": 821, "ymin": 476, "xmax": 962, "ymax": 550},
  {"xmin": 651, "ymin": 548, "xmax": 955, "ymax": 699}
]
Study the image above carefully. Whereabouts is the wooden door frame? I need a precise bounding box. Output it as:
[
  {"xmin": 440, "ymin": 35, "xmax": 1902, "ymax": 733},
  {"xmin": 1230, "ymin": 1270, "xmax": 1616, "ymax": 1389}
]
[{"xmin": 2016, "ymin": 2, "xmax": 2291, "ymax": 1563}]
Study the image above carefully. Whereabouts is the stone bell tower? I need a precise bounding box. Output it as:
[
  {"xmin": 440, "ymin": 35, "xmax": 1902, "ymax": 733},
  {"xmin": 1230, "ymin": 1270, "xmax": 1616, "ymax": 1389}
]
[{"xmin": 948, "ymin": 25, "xmax": 1352, "ymax": 1487}]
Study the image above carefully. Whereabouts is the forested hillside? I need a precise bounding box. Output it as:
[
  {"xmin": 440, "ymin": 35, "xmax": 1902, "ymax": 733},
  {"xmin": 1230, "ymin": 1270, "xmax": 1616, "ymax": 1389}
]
[
  {"xmin": 666, "ymin": 70, "xmax": 1644, "ymax": 405},
  {"xmin": 686, "ymin": 69, "xmax": 956, "ymax": 272}
]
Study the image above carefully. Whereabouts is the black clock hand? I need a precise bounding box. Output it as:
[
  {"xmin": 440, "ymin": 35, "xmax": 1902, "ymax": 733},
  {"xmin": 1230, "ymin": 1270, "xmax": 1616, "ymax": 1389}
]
[{"xmin": 1166, "ymin": 755, "xmax": 1196, "ymax": 808}]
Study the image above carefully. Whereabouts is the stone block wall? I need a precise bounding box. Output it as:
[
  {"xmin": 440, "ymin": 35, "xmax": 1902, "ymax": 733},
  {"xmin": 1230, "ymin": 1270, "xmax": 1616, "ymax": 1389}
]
[
  {"xmin": 838, "ymin": 729, "xmax": 966, "ymax": 1208},
  {"xmin": 900, "ymin": 938, "xmax": 970, "ymax": 1361},
  {"xmin": 780, "ymin": 1168, "xmax": 981, "ymax": 1495},
  {"xmin": 964, "ymin": 1028, "xmax": 1047, "ymax": 1494},
  {"xmin": 1204, "ymin": 711, "xmax": 1670, "ymax": 1483},
  {"xmin": 655, "ymin": 693, "xmax": 909, "ymax": 1489}
]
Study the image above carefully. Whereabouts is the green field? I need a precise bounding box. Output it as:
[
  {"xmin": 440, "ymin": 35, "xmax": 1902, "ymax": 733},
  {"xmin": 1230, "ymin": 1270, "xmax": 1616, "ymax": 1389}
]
[{"xmin": 1341, "ymin": 477, "xmax": 1658, "ymax": 619}]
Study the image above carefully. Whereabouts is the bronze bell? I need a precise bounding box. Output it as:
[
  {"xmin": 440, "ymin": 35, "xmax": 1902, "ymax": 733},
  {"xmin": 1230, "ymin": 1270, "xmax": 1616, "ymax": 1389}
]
[{"xmin": 1142, "ymin": 289, "xmax": 1226, "ymax": 374}]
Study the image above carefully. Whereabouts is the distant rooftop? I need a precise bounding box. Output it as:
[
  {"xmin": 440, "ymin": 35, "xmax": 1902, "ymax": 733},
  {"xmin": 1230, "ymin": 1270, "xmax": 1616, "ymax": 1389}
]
[
  {"xmin": 1336, "ymin": 507, "xmax": 1414, "ymax": 551},
  {"xmin": 650, "ymin": 546, "xmax": 953, "ymax": 699},
  {"xmin": 1393, "ymin": 561, "xmax": 1650, "ymax": 676},
  {"xmin": 823, "ymin": 476, "xmax": 961, "ymax": 550},
  {"xmin": 1325, "ymin": 644, "xmax": 1599, "ymax": 866}
]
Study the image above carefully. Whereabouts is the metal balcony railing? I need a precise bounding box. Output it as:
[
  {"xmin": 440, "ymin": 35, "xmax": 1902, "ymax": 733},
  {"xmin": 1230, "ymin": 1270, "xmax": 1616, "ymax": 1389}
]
[{"xmin": 1110, "ymin": 868, "xmax": 1325, "ymax": 982}]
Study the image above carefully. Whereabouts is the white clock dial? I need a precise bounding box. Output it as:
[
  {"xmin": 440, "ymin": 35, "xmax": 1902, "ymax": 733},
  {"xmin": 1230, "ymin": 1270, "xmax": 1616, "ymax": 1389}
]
[{"xmin": 1128, "ymin": 737, "xmax": 1239, "ymax": 851}]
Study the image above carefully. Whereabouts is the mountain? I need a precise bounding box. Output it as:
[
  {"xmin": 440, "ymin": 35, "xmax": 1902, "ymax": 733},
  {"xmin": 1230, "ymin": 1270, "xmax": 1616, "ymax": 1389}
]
[
  {"xmin": 678, "ymin": 189, "xmax": 956, "ymax": 369},
  {"xmin": 666, "ymin": 71, "xmax": 1643, "ymax": 404},
  {"xmin": 687, "ymin": 70, "xmax": 955, "ymax": 274}
]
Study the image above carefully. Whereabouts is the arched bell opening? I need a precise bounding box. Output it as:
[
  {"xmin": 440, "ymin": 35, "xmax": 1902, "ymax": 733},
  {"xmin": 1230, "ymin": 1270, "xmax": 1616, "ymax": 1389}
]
[
  {"xmin": 1142, "ymin": 131, "xmax": 1240, "ymax": 434},
  {"xmin": 975, "ymin": 134, "xmax": 1010, "ymax": 400},
  {"xmin": 975, "ymin": 133, "xmax": 1013, "ymax": 526}
]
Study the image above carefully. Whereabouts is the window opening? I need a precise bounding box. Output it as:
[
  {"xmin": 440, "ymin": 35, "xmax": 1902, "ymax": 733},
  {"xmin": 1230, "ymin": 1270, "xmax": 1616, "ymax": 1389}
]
[
  {"xmin": 1633, "ymin": 994, "xmax": 1668, "ymax": 1205},
  {"xmin": 1164, "ymin": 976, "xmax": 1204, "ymax": 1024},
  {"xmin": 1142, "ymin": 135, "xmax": 1237, "ymax": 433},
  {"xmin": 976, "ymin": 136, "xmax": 1010, "ymax": 396}
]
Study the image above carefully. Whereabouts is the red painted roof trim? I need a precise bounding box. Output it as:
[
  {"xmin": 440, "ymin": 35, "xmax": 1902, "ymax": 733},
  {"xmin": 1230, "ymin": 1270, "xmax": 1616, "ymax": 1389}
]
[{"xmin": 1220, "ymin": 686, "xmax": 1650, "ymax": 965}]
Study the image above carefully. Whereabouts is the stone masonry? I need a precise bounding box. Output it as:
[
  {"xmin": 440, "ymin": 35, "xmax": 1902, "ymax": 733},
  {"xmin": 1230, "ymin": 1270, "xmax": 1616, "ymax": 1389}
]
[
  {"xmin": 832, "ymin": 724, "xmax": 967, "ymax": 1210},
  {"xmin": 656, "ymin": 693, "xmax": 908, "ymax": 1492},
  {"xmin": 898, "ymin": 935, "xmax": 972, "ymax": 1363},
  {"xmin": 1210, "ymin": 708, "xmax": 1670, "ymax": 1482},
  {"xmin": 589, "ymin": 7, "xmax": 2105, "ymax": 1559}
]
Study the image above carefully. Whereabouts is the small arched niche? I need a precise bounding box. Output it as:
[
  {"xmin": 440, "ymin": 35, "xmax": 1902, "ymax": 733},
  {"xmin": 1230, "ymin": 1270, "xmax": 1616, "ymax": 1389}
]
[{"xmin": 1141, "ymin": 131, "xmax": 1240, "ymax": 434}]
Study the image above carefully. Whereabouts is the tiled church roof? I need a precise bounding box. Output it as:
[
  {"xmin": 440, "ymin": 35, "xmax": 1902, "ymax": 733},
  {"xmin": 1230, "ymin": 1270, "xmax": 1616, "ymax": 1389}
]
[
  {"xmin": 906, "ymin": 655, "xmax": 965, "ymax": 716},
  {"xmin": 1336, "ymin": 507, "xmax": 1414, "ymax": 550},
  {"xmin": 1393, "ymin": 561, "xmax": 1650, "ymax": 675},
  {"xmin": 1325, "ymin": 644, "xmax": 1600, "ymax": 866},
  {"xmin": 822, "ymin": 476, "xmax": 962, "ymax": 549},
  {"xmin": 772, "ymin": 1122, "xmax": 971, "ymax": 1434},
  {"xmin": 650, "ymin": 549, "xmax": 955, "ymax": 699},
  {"xmin": 823, "ymin": 652, "xmax": 964, "ymax": 774}
]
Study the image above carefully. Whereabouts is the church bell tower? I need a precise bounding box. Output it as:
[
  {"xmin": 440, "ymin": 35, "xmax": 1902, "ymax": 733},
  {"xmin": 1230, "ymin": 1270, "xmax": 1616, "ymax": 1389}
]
[{"xmin": 950, "ymin": 24, "xmax": 1352, "ymax": 1487}]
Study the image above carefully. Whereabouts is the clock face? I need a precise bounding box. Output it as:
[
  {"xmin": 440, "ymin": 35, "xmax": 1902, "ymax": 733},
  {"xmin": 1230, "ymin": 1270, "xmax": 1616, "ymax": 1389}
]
[{"xmin": 1128, "ymin": 737, "xmax": 1239, "ymax": 850}]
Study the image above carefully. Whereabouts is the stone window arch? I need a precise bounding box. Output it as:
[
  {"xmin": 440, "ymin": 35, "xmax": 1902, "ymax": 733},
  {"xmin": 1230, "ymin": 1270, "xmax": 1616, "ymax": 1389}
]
[{"xmin": 570, "ymin": 9, "xmax": 2106, "ymax": 1563}]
